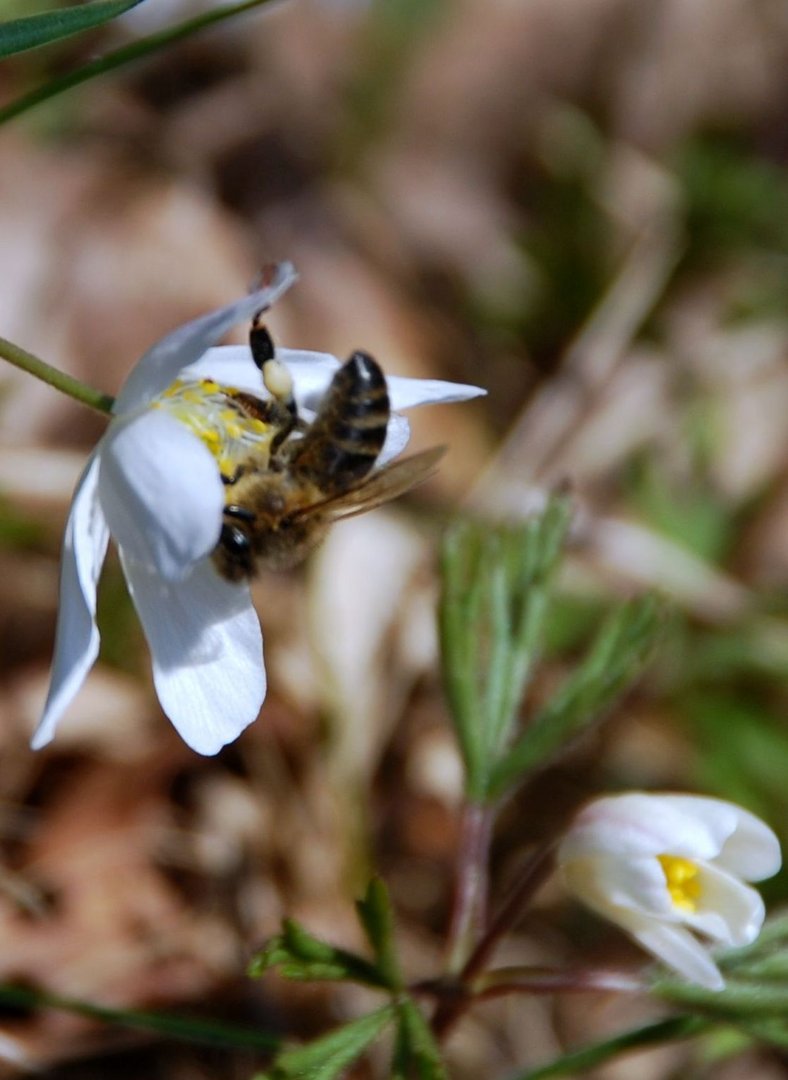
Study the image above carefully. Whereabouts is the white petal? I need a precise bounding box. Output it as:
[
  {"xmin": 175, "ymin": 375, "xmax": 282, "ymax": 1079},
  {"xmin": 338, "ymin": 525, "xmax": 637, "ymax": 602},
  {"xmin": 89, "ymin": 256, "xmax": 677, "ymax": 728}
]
[
  {"xmin": 182, "ymin": 345, "xmax": 268, "ymax": 394},
  {"xmin": 32, "ymin": 453, "xmax": 109, "ymax": 749},
  {"xmin": 684, "ymin": 862, "xmax": 766, "ymax": 946},
  {"xmin": 559, "ymin": 794, "xmax": 727, "ymax": 863},
  {"xmin": 561, "ymin": 854, "xmax": 726, "ymax": 988},
  {"xmin": 561, "ymin": 855, "xmax": 675, "ymax": 921},
  {"xmin": 628, "ymin": 918, "xmax": 725, "ymax": 990},
  {"xmin": 656, "ymin": 795, "xmax": 781, "ymax": 881},
  {"xmin": 184, "ymin": 345, "xmax": 341, "ymax": 407},
  {"xmin": 378, "ymin": 415, "xmax": 411, "ymax": 465},
  {"xmin": 184, "ymin": 348, "xmax": 487, "ymax": 416},
  {"xmin": 385, "ymin": 374, "xmax": 487, "ymax": 411},
  {"xmin": 98, "ymin": 410, "xmax": 224, "ymax": 582},
  {"xmin": 120, "ymin": 555, "xmax": 265, "ymax": 755},
  {"xmin": 113, "ymin": 263, "xmax": 298, "ymax": 414},
  {"xmin": 281, "ymin": 360, "xmax": 486, "ymax": 413}
]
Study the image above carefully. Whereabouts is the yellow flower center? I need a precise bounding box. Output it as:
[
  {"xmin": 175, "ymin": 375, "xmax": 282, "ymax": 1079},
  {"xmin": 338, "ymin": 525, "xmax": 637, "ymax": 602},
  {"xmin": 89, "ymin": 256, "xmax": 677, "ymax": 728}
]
[
  {"xmin": 152, "ymin": 377, "xmax": 276, "ymax": 478},
  {"xmin": 658, "ymin": 854, "xmax": 702, "ymax": 913}
]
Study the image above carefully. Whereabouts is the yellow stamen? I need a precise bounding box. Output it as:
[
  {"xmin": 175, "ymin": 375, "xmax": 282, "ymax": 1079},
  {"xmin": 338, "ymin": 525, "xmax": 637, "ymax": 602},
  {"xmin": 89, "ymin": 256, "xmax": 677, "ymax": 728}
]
[
  {"xmin": 151, "ymin": 377, "xmax": 277, "ymax": 477},
  {"xmin": 658, "ymin": 854, "xmax": 702, "ymax": 913}
]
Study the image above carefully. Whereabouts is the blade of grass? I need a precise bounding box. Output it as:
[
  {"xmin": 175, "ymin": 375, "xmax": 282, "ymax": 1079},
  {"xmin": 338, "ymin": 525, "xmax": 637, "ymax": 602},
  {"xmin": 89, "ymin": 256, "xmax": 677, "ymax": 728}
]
[
  {"xmin": 439, "ymin": 524, "xmax": 486, "ymax": 797},
  {"xmin": 0, "ymin": 0, "xmax": 279, "ymax": 126},
  {"xmin": 0, "ymin": 0, "xmax": 143, "ymax": 59},
  {"xmin": 0, "ymin": 983, "xmax": 281, "ymax": 1051},
  {"xmin": 508, "ymin": 1015, "xmax": 708, "ymax": 1080}
]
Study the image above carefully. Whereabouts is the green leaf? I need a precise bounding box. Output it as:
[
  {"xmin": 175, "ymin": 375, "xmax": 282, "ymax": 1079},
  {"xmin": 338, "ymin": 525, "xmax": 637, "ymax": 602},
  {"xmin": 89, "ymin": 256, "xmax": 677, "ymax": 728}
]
[
  {"xmin": 0, "ymin": 0, "xmax": 143, "ymax": 58},
  {"xmin": 439, "ymin": 496, "xmax": 572, "ymax": 800},
  {"xmin": 649, "ymin": 922, "xmax": 788, "ymax": 1052},
  {"xmin": 355, "ymin": 878, "xmax": 402, "ymax": 990},
  {"xmin": 488, "ymin": 594, "xmax": 662, "ymax": 799},
  {"xmin": 257, "ymin": 1005, "xmax": 395, "ymax": 1080},
  {"xmin": 655, "ymin": 977, "xmax": 788, "ymax": 1019},
  {"xmin": 392, "ymin": 998, "xmax": 447, "ymax": 1080},
  {"xmin": 439, "ymin": 522, "xmax": 486, "ymax": 794},
  {"xmin": 0, "ymin": 982, "xmax": 281, "ymax": 1051},
  {"xmin": 508, "ymin": 1016, "xmax": 707, "ymax": 1080},
  {"xmin": 249, "ymin": 919, "xmax": 384, "ymax": 988},
  {"xmin": 0, "ymin": 0, "xmax": 278, "ymax": 126},
  {"xmin": 738, "ymin": 1018, "xmax": 788, "ymax": 1049}
]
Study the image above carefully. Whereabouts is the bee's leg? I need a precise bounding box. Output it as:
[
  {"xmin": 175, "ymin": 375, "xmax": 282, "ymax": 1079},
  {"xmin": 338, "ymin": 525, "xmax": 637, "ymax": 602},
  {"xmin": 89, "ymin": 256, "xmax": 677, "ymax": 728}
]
[
  {"xmin": 224, "ymin": 504, "xmax": 256, "ymax": 523},
  {"xmin": 250, "ymin": 321, "xmax": 297, "ymax": 418},
  {"xmin": 250, "ymin": 316, "xmax": 300, "ymax": 454}
]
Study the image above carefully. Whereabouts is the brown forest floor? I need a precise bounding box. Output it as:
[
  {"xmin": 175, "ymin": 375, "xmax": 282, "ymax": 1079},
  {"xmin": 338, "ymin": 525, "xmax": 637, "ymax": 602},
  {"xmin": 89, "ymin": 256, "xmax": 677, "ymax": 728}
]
[{"xmin": 0, "ymin": 0, "xmax": 787, "ymax": 1076}]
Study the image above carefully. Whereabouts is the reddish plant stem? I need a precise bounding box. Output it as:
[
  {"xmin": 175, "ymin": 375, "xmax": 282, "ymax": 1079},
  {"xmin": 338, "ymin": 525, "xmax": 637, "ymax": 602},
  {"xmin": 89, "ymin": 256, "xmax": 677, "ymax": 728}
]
[
  {"xmin": 433, "ymin": 842, "xmax": 556, "ymax": 1039},
  {"xmin": 463, "ymin": 842, "xmax": 555, "ymax": 982},
  {"xmin": 444, "ymin": 802, "xmax": 495, "ymax": 976},
  {"xmin": 413, "ymin": 966, "xmax": 644, "ymax": 1001},
  {"xmin": 473, "ymin": 967, "xmax": 645, "ymax": 997}
]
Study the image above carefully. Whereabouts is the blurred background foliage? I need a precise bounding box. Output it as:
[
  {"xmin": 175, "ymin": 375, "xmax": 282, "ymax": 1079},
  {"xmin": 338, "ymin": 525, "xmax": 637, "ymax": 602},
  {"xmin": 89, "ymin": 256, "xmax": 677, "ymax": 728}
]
[{"xmin": 0, "ymin": 0, "xmax": 787, "ymax": 1076}]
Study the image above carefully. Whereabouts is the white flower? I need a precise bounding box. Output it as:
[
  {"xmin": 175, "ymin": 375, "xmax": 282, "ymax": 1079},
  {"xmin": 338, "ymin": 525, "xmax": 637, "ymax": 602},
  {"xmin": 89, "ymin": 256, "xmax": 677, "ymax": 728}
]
[
  {"xmin": 557, "ymin": 792, "xmax": 781, "ymax": 990},
  {"xmin": 34, "ymin": 264, "xmax": 486, "ymax": 757}
]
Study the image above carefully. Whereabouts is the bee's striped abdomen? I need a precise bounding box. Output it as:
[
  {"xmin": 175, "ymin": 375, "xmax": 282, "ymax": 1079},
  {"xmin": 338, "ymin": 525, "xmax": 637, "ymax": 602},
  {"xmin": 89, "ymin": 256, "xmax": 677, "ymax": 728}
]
[{"xmin": 291, "ymin": 351, "xmax": 390, "ymax": 494}]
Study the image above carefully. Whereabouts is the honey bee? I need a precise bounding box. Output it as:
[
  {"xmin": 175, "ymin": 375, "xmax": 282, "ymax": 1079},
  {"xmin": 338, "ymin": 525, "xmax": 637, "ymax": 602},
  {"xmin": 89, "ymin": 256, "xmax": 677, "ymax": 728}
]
[{"xmin": 212, "ymin": 317, "xmax": 444, "ymax": 582}]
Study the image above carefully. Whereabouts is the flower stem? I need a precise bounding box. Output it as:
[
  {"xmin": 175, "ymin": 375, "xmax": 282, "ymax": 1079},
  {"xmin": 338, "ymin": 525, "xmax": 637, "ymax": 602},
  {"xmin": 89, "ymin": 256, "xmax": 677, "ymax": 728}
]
[
  {"xmin": 0, "ymin": 336, "xmax": 114, "ymax": 415},
  {"xmin": 413, "ymin": 965, "xmax": 644, "ymax": 1003},
  {"xmin": 472, "ymin": 965, "xmax": 645, "ymax": 996},
  {"xmin": 462, "ymin": 842, "xmax": 556, "ymax": 982},
  {"xmin": 445, "ymin": 802, "xmax": 494, "ymax": 975},
  {"xmin": 433, "ymin": 842, "xmax": 555, "ymax": 1039}
]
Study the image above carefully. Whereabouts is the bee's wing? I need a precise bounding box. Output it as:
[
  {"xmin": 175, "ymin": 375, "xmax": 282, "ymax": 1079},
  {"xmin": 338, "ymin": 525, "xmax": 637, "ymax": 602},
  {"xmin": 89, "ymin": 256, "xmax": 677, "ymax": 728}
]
[{"xmin": 293, "ymin": 446, "xmax": 446, "ymax": 522}]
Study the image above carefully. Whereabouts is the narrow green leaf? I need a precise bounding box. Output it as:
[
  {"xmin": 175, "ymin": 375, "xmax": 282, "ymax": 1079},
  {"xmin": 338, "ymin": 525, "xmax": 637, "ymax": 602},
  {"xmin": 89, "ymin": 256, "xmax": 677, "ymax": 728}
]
[
  {"xmin": 729, "ymin": 955, "xmax": 788, "ymax": 981},
  {"xmin": 481, "ymin": 550, "xmax": 514, "ymax": 759},
  {"xmin": 355, "ymin": 878, "xmax": 402, "ymax": 990},
  {"xmin": 249, "ymin": 919, "xmax": 384, "ymax": 988},
  {"xmin": 439, "ymin": 496, "xmax": 572, "ymax": 801},
  {"xmin": 391, "ymin": 1018, "xmax": 410, "ymax": 1080},
  {"xmin": 0, "ymin": 0, "xmax": 143, "ymax": 59},
  {"xmin": 0, "ymin": 0, "xmax": 278, "ymax": 126},
  {"xmin": 655, "ymin": 976, "xmax": 788, "ymax": 1018},
  {"xmin": 487, "ymin": 499, "xmax": 572, "ymax": 757},
  {"xmin": 394, "ymin": 998, "xmax": 448, "ymax": 1080},
  {"xmin": 508, "ymin": 1015, "xmax": 707, "ymax": 1080},
  {"xmin": 0, "ymin": 982, "xmax": 280, "ymax": 1051},
  {"xmin": 488, "ymin": 594, "xmax": 662, "ymax": 798},
  {"xmin": 738, "ymin": 1018, "xmax": 788, "ymax": 1048},
  {"xmin": 439, "ymin": 522, "xmax": 486, "ymax": 797},
  {"xmin": 259, "ymin": 1005, "xmax": 395, "ymax": 1080}
]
